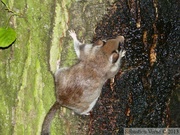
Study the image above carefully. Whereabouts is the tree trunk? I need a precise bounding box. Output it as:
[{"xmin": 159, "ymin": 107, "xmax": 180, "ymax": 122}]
[
  {"xmin": 0, "ymin": 0, "xmax": 179, "ymax": 135},
  {"xmin": 0, "ymin": 0, "xmax": 114, "ymax": 135}
]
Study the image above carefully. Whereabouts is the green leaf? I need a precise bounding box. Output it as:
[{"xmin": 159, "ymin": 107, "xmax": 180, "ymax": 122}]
[{"xmin": 0, "ymin": 27, "xmax": 17, "ymax": 48}]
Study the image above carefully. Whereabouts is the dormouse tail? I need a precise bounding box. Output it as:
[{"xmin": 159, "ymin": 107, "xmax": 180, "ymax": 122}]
[{"xmin": 41, "ymin": 101, "xmax": 60, "ymax": 135}]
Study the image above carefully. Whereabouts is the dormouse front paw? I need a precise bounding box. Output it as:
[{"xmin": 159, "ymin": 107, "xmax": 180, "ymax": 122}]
[
  {"xmin": 69, "ymin": 30, "xmax": 77, "ymax": 39},
  {"xmin": 119, "ymin": 50, "xmax": 126, "ymax": 58}
]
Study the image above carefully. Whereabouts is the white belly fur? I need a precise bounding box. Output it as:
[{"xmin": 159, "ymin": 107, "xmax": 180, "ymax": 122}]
[{"xmin": 80, "ymin": 97, "xmax": 99, "ymax": 115}]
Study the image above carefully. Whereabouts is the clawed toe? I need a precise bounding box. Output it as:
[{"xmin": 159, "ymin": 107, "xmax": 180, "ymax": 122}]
[
  {"xmin": 69, "ymin": 30, "xmax": 76, "ymax": 38},
  {"xmin": 119, "ymin": 50, "xmax": 126, "ymax": 57}
]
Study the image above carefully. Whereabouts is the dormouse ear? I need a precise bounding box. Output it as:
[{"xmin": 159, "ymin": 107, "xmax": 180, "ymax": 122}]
[
  {"xmin": 109, "ymin": 51, "xmax": 119, "ymax": 63},
  {"xmin": 93, "ymin": 39, "xmax": 104, "ymax": 47}
]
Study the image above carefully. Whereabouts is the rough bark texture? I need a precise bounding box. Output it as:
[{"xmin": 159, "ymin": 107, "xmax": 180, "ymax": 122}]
[
  {"xmin": 0, "ymin": 0, "xmax": 179, "ymax": 135},
  {"xmin": 89, "ymin": 0, "xmax": 180, "ymax": 134},
  {"xmin": 0, "ymin": 0, "xmax": 114, "ymax": 135}
]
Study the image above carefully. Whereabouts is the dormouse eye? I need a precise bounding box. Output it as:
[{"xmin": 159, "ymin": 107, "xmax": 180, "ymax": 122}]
[{"xmin": 118, "ymin": 42, "xmax": 124, "ymax": 51}]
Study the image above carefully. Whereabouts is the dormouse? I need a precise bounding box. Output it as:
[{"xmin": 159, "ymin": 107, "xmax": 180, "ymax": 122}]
[{"xmin": 41, "ymin": 30, "xmax": 126, "ymax": 135}]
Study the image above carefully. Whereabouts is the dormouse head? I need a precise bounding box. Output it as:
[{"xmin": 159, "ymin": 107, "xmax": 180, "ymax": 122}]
[{"xmin": 93, "ymin": 36, "xmax": 125, "ymax": 63}]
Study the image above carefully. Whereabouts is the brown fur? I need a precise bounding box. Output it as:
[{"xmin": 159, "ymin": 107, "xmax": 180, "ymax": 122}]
[{"xmin": 41, "ymin": 31, "xmax": 125, "ymax": 135}]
